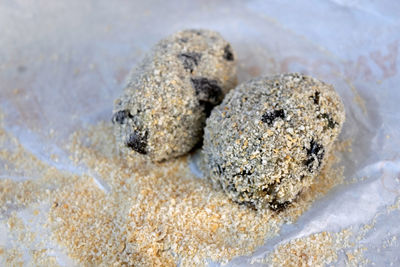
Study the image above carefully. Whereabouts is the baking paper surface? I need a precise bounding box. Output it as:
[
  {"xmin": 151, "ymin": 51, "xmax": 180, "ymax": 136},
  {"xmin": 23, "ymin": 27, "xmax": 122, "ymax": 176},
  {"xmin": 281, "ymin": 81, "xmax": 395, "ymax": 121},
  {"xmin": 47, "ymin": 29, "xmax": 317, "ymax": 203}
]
[{"xmin": 1, "ymin": 0, "xmax": 399, "ymax": 265}]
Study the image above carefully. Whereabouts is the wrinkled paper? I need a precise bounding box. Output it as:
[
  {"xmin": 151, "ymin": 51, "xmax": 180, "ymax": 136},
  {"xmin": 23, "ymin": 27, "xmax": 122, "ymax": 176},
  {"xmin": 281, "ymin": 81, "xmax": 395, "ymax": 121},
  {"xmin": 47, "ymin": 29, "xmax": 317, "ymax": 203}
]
[{"xmin": 1, "ymin": 0, "xmax": 399, "ymax": 265}]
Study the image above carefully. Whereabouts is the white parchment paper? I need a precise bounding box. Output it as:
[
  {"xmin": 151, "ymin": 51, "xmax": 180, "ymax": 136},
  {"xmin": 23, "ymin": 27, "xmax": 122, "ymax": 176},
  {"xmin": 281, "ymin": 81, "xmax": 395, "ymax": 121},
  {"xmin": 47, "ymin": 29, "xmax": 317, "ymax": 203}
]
[{"xmin": 1, "ymin": 0, "xmax": 399, "ymax": 265}]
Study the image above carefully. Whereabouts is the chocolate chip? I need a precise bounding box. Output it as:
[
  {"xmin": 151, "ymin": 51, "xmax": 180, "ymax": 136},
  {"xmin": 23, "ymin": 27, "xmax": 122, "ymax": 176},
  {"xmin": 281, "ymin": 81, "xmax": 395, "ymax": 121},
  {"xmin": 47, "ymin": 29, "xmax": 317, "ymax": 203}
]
[
  {"xmin": 269, "ymin": 200, "xmax": 291, "ymax": 212},
  {"xmin": 191, "ymin": 77, "xmax": 223, "ymax": 116},
  {"xmin": 319, "ymin": 113, "xmax": 337, "ymax": 129},
  {"xmin": 304, "ymin": 139, "xmax": 324, "ymax": 172},
  {"xmin": 311, "ymin": 91, "xmax": 320, "ymax": 105},
  {"xmin": 233, "ymin": 169, "xmax": 253, "ymax": 177},
  {"xmin": 126, "ymin": 131, "xmax": 148, "ymax": 154},
  {"xmin": 112, "ymin": 110, "xmax": 133, "ymax": 124},
  {"xmin": 223, "ymin": 44, "xmax": 234, "ymax": 61},
  {"xmin": 191, "ymin": 77, "xmax": 222, "ymax": 103},
  {"xmin": 199, "ymin": 101, "xmax": 215, "ymax": 117},
  {"xmin": 178, "ymin": 52, "xmax": 202, "ymax": 73},
  {"xmin": 261, "ymin": 109, "xmax": 285, "ymax": 126}
]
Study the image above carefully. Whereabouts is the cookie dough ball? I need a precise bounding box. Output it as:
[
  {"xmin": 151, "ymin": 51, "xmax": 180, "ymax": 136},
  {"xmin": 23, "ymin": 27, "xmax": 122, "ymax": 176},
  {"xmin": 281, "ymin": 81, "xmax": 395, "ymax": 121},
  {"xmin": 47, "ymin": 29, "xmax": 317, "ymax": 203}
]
[
  {"xmin": 202, "ymin": 73, "xmax": 345, "ymax": 211},
  {"xmin": 112, "ymin": 29, "xmax": 237, "ymax": 162}
]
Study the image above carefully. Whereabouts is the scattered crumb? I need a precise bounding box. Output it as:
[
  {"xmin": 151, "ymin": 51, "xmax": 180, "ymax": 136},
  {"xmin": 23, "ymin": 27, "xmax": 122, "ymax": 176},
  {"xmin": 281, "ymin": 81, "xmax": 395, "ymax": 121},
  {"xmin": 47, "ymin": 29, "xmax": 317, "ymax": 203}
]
[
  {"xmin": 2, "ymin": 248, "xmax": 23, "ymax": 267},
  {"xmin": 256, "ymin": 228, "xmax": 369, "ymax": 267},
  {"xmin": 1, "ymin": 113, "xmax": 348, "ymax": 266},
  {"xmin": 263, "ymin": 230, "xmax": 352, "ymax": 266}
]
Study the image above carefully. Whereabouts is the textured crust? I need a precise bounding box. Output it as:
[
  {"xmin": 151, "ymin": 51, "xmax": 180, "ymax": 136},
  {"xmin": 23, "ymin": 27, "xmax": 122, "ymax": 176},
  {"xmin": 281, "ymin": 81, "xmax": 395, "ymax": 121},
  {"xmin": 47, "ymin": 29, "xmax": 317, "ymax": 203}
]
[
  {"xmin": 113, "ymin": 29, "xmax": 237, "ymax": 162},
  {"xmin": 202, "ymin": 73, "xmax": 345, "ymax": 210}
]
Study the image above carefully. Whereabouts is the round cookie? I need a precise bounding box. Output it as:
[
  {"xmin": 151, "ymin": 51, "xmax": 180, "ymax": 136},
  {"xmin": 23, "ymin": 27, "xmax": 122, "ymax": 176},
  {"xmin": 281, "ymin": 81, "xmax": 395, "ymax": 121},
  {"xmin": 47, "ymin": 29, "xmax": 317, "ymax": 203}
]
[
  {"xmin": 112, "ymin": 29, "xmax": 237, "ymax": 162},
  {"xmin": 202, "ymin": 73, "xmax": 345, "ymax": 211}
]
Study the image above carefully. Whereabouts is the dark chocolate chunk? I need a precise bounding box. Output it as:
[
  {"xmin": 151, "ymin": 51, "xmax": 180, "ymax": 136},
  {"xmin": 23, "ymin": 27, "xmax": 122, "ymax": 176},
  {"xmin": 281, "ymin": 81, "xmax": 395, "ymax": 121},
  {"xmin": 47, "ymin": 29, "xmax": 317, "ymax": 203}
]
[
  {"xmin": 304, "ymin": 139, "xmax": 325, "ymax": 171},
  {"xmin": 199, "ymin": 100, "xmax": 215, "ymax": 117},
  {"xmin": 241, "ymin": 169, "xmax": 253, "ymax": 176},
  {"xmin": 319, "ymin": 113, "xmax": 337, "ymax": 129},
  {"xmin": 178, "ymin": 52, "xmax": 202, "ymax": 73},
  {"xmin": 311, "ymin": 91, "xmax": 320, "ymax": 105},
  {"xmin": 223, "ymin": 44, "xmax": 234, "ymax": 61},
  {"xmin": 233, "ymin": 169, "xmax": 253, "ymax": 177},
  {"xmin": 126, "ymin": 131, "xmax": 148, "ymax": 154},
  {"xmin": 191, "ymin": 77, "xmax": 223, "ymax": 106},
  {"xmin": 261, "ymin": 109, "xmax": 285, "ymax": 126},
  {"xmin": 112, "ymin": 110, "xmax": 133, "ymax": 124},
  {"xmin": 269, "ymin": 200, "xmax": 291, "ymax": 212}
]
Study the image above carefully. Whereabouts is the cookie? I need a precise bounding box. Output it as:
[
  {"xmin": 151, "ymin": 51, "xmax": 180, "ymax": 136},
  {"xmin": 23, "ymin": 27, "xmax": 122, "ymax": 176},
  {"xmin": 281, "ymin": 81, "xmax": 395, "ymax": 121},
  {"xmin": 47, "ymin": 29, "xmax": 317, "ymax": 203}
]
[
  {"xmin": 113, "ymin": 29, "xmax": 237, "ymax": 162},
  {"xmin": 202, "ymin": 73, "xmax": 345, "ymax": 210}
]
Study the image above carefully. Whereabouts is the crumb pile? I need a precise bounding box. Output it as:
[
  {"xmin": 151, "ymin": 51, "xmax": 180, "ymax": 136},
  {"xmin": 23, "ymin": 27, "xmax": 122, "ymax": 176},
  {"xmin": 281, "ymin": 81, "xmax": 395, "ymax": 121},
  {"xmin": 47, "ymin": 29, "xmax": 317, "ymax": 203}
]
[
  {"xmin": 267, "ymin": 231, "xmax": 351, "ymax": 266},
  {"xmin": 202, "ymin": 73, "xmax": 345, "ymax": 210},
  {"xmin": 1, "ymin": 115, "xmax": 348, "ymax": 266},
  {"xmin": 113, "ymin": 29, "xmax": 237, "ymax": 162},
  {"xmin": 256, "ymin": 217, "xmax": 381, "ymax": 266},
  {"xmin": 259, "ymin": 229, "xmax": 367, "ymax": 267}
]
